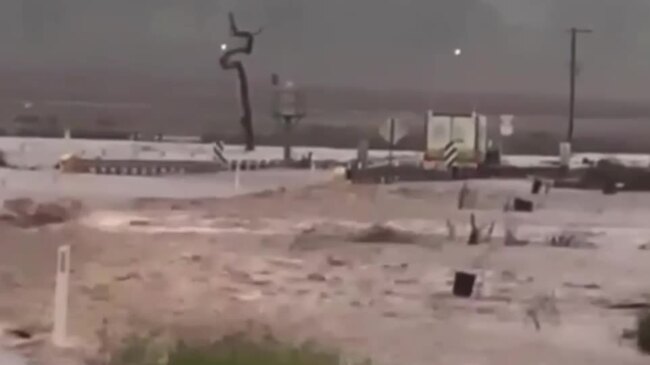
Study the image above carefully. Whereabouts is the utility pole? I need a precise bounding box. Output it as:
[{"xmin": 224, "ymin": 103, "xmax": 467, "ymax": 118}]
[{"xmin": 567, "ymin": 27, "xmax": 592, "ymax": 143}]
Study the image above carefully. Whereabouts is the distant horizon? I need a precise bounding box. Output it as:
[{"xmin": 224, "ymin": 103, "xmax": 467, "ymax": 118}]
[{"xmin": 0, "ymin": 66, "xmax": 649, "ymax": 118}]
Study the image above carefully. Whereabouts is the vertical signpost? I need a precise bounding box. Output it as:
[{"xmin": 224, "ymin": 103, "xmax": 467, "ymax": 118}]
[
  {"xmin": 356, "ymin": 139, "xmax": 369, "ymax": 170},
  {"xmin": 378, "ymin": 118, "xmax": 408, "ymax": 183},
  {"xmin": 272, "ymin": 74, "xmax": 306, "ymax": 164},
  {"xmin": 378, "ymin": 118, "xmax": 408, "ymax": 166},
  {"xmin": 565, "ymin": 28, "xmax": 592, "ymax": 173},
  {"xmin": 499, "ymin": 114, "xmax": 514, "ymax": 156},
  {"xmin": 559, "ymin": 142, "xmax": 572, "ymax": 171},
  {"xmin": 234, "ymin": 161, "xmax": 241, "ymax": 193},
  {"xmin": 309, "ymin": 155, "xmax": 316, "ymax": 180},
  {"xmin": 443, "ymin": 140, "xmax": 459, "ymax": 169},
  {"xmin": 212, "ymin": 140, "xmax": 227, "ymax": 164}
]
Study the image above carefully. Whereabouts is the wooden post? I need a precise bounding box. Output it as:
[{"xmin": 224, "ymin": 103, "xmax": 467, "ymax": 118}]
[
  {"xmin": 468, "ymin": 213, "xmax": 480, "ymax": 245},
  {"xmin": 52, "ymin": 245, "xmax": 71, "ymax": 347},
  {"xmin": 446, "ymin": 219, "xmax": 456, "ymax": 241}
]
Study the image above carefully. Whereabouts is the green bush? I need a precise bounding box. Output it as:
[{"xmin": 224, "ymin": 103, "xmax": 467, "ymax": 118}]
[
  {"xmin": 111, "ymin": 334, "xmax": 166, "ymax": 365},
  {"xmin": 112, "ymin": 333, "xmax": 355, "ymax": 365},
  {"xmin": 638, "ymin": 311, "xmax": 650, "ymax": 354}
]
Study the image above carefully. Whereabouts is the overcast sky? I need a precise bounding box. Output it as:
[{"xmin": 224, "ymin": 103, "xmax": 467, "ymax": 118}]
[{"xmin": 1, "ymin": 0, "xmax": 649, "ymax": 99}]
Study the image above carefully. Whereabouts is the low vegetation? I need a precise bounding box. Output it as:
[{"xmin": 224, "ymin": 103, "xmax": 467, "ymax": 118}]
[
  {"xmin": 638, "ymin": 311, "xmax": 650, "ymax": 354},
  {"xmin": 352, "ymin": 224, "xmax": 416, "ymax": 244},
  {"xmin": 111, "ymin": 333, "xmax": 359, "ymax": 365}
]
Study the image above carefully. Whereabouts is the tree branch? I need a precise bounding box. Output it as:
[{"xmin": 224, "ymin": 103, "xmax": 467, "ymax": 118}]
[{"xmin": 219, "ymin": 12, "xmax": 261, "ymax": 151}]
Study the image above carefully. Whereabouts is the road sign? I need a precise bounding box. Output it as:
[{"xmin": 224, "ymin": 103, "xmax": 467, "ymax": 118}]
[
  {"xmin": 500, "ymin": 115, "xmax": 514, "ymax": 136},
  {"xmin": 379, "ymin": 118, "xmax": 408, "ymax": 145},
  {"xmin": 379, "ymin": 118, "xmax": 408, "ymax": 166},
  {"xmin": 274, "ymin": 82, "xmax": 305, "ymax": 119},
  {"xmin": 213, "ymin": 140, "xmax": 227, "ymax": 164},
  {"xmin": 443, "ymin": 140, "xmax": 459, "ymax": 168}
]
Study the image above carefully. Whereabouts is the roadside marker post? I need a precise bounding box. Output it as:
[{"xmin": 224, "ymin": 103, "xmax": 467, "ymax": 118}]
[
  {"xmin": 378, "ymin": 118, "xmax": 408, "ymax": 183},
  {"xmin": 559, "ymin": 142, "xmax": 572, "ymax": 171},
  {"xmin": 131, "ymin": 143, "xmax": 139, "ymax": 159},
  {"xmin": 213, "ymin": 141, "xmax": 227, "ymax": 164},
  {"xmin": 53, "ymin": 245, "xmax": 71, "ymax": 347},
  {"xmin": 499, "ymin": 114, "xmax": 514, "ymax": 156},
  {"xmin": 309, "ymin": 153, "xmax": 316, "ymax": 180},
  {"xmin": 443, "ymin": 140, "xmax": 459, "ymax": 168},
  {"xmin": 444, "ymin": 140, "xmax": 459, "ymax": 178},
  {"xmin": 234, "ymin": 161, "xmax": 241, "ymax": 192}
]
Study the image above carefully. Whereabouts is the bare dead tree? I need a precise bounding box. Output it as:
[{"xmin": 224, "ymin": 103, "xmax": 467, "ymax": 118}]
[
  {"xmin": 467, "ymin": 213, "xmax": 495, "ymax": 245},
  {"xmin": 219, "ymin": 12, "xmax": 262, "ymax": 151}
]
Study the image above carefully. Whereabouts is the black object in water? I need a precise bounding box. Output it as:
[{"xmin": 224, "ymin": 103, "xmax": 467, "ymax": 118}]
[{"xmin": 453, "ymin": 271, "xmax": 476, "ymax": 298}]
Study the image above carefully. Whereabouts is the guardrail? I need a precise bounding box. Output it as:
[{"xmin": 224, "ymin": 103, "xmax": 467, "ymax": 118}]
[
  {"xmin": 59, "ymin": 158, "xmax": 226, "ymax": 176},
  {"xmin": 58, "ymin": 157, "xmax": 293, "ymax": 176}
]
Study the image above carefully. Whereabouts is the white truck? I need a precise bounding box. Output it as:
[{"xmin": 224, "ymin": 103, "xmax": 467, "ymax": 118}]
[{"xmin": 423, "ymin": 110, "xmax": 488, "ymax": 169}]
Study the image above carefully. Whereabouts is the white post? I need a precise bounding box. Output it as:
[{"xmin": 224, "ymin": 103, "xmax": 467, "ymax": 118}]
[
  {"xmin": 19, "ymin": 142, "xmax": 26, "ymax": 167},
  {"xmin": 64, "ymin": 129, "xmax": 72, "ymax": 157},
  {"xmin": 52, "ymin": 245, "xmax": 71, "ymax": 347},
  {"xmin": 310, "ymin": 158, "xmax": 316, "ymax": 179},
  {"xmin": 234, "ymin": 161, "xmax": 241, "ymax": 192},
  {"xmin": 559, "ymin": 142, "xmax": 572, "ymax": 169},
  {"xmin": 132, "ymin": 143, "xmax": 139, "ymax": 159}
]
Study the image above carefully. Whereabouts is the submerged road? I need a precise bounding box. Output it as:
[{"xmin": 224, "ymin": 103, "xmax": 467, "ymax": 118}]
[
  {"xmin": 0, "ymin": 350, "xmax": 26, "ymax": 365},
  {"xmin": 0, "ymin": 168, "xmax": 334, "ymax": 205}
]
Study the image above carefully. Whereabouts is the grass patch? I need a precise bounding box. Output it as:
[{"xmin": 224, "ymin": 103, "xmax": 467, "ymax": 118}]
[
  {"xmin": 112, "ymin": 333, "xmax": 362, "ymax": 365},
  {"xmin": 352, "ymin": 224, "xmax": 416, "ymax": 244},
  {"xmin": 638, "ymin": 311, "xmax": 650, "ymax": 354}
]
